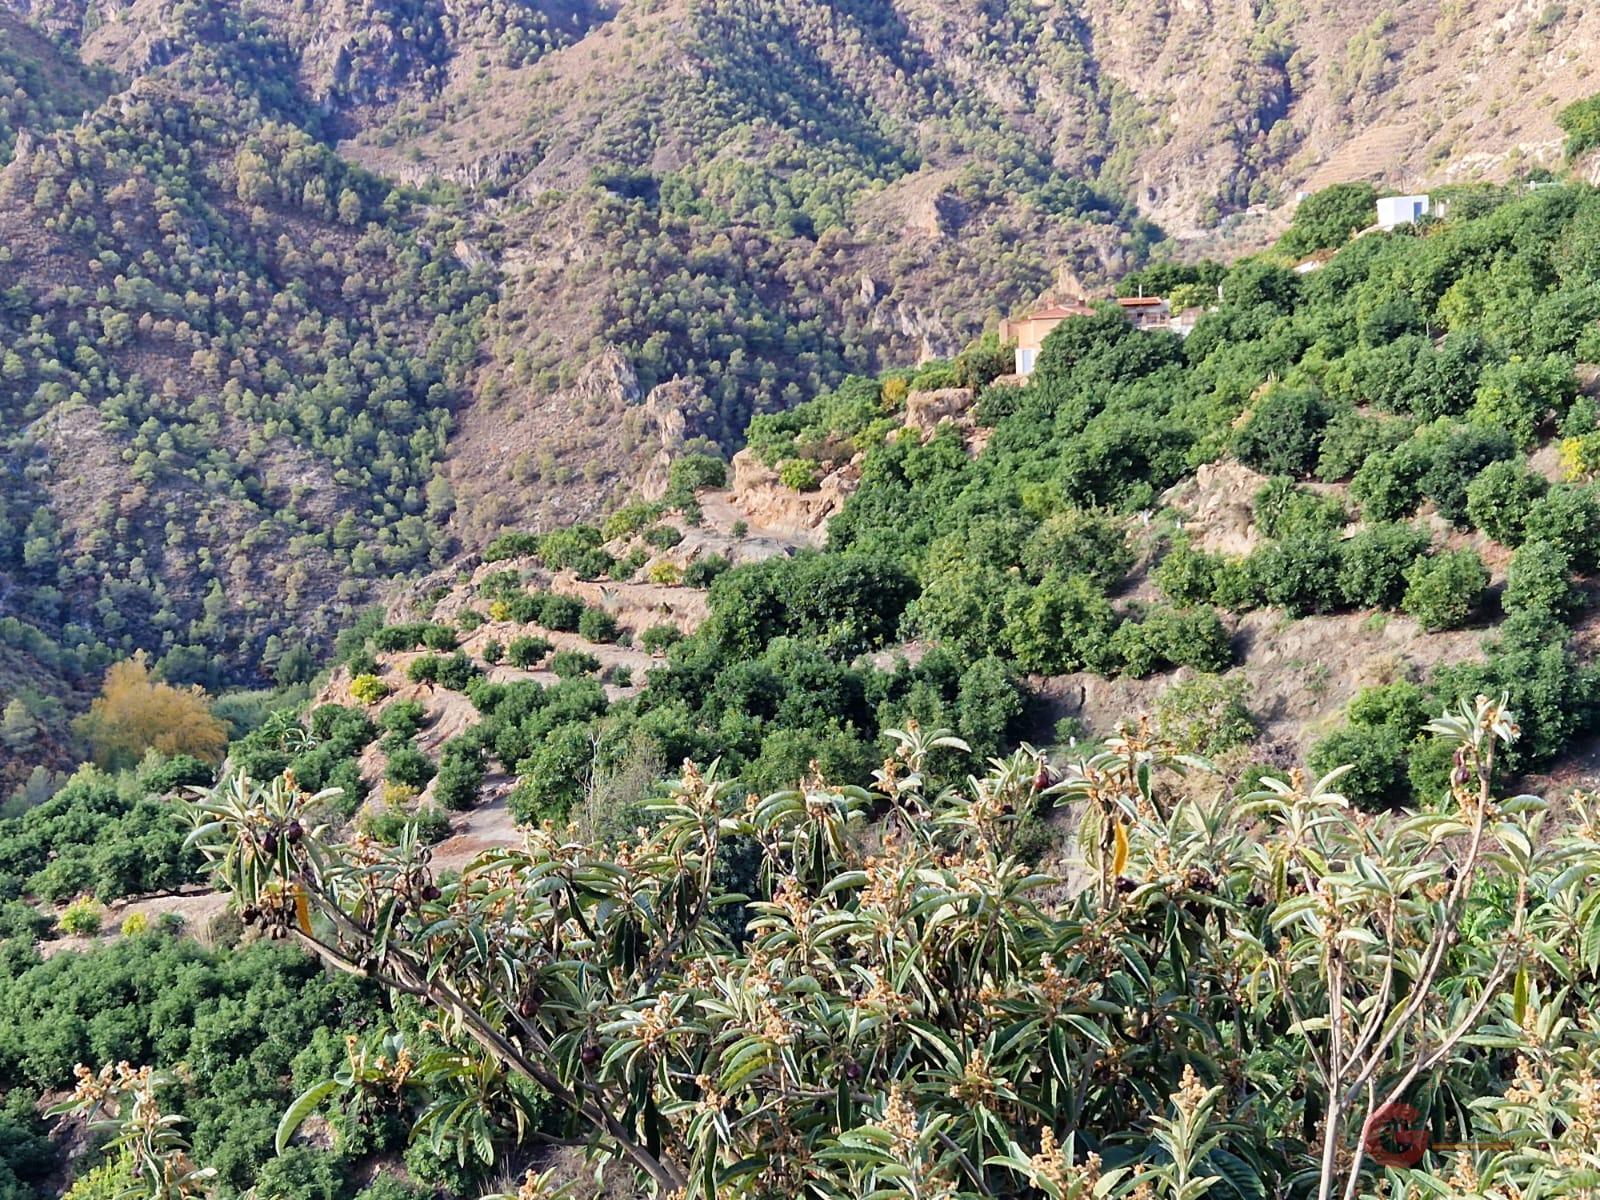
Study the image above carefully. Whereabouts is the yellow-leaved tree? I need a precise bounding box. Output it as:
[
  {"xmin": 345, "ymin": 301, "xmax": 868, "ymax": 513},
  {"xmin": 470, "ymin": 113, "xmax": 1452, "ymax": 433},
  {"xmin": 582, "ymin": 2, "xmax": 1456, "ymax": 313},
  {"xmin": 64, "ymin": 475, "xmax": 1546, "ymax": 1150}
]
[{"xmin": 77, "ymin": 653, "xmax": 228, "ymax": 769}]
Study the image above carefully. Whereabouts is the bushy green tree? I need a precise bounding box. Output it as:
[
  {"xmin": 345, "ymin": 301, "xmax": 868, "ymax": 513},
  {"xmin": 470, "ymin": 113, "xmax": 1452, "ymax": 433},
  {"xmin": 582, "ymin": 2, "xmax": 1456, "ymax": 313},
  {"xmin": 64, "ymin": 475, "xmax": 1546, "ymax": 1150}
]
[
  {"xmin": 1337, "ymin": 522, "xmax": 1429, "ymax": 609},
  {"xmin": 1232, "ymin": 386, "xmax": 1331, "ymax": 478},
  {"xmin": 1277, "ymin": 183, "xmax": 1379, "ymax": 257},
  {"xmin": 1465, "ymin": 458, "xmax": 1548, "ymax": 544},
  {"xmin": 1402, "ymin": 549, "xmax": 1488, "ymax": 631},
  {"xmin": 1503, "ymin": 540, "xmax": 1578, "ymax": 620}
]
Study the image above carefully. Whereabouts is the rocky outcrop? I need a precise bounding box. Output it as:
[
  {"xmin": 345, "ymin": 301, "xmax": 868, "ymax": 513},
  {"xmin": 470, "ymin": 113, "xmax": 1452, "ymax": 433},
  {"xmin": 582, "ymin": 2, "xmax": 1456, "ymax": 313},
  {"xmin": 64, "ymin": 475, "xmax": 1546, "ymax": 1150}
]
[
  {"xmin": 1161, "ymin": 460, "xmax": 1273, "ymax": 557},
  {"xmin": 727, "ymin": 449, "xmax": 854, "ymax": 544},
  {"xmin": 903, "ymin": 387, "xmax": 974, "ymax": 438}
]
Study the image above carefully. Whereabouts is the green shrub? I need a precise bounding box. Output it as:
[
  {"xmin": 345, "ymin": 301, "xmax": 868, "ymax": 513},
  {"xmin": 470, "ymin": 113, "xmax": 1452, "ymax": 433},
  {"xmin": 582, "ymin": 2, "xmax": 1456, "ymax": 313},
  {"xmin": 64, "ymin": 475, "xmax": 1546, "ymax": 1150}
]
[
  {"xmin": 434, "ymin": 652, "xmax": 480, "ymax": 692},
  {"xmin": 1337, "ymin": 522, "xmax": 1430, "ymax": 610},
  {"xmin": 539, "ymin": 526, "xmax": 605, "ymax": 572},
  {"xmin": 540, "ymin": 594, "xmax": 584, "ymax": 632},
  {"xmin": 1402, "ymin": 550, "xmax": 1489, "ymax": 631},
  {"xmin": 506, "ymin": 635, "xmax": 552, "ymax": 668},
  {"xmin": 1253, "ymin": 479, "xmax": 1347, "ymax": 540},
  {"xmin": 778, "ymin": 458, "xmax": 821, "ymax": 492},
  {"xmin": 1465, "ymin": 459, "xmax": 1548, "ymax": 544},
  {"xmin": 1155, "ymin": 675, "xmax": 1256, "ymax": 756},
  {"xmin": 386, "ymin": 746, "xmax": 436, "ymax": 790},
  {"xmin": 578, "ymin": 608, "xmax": 620, "ymax": 644},
  {"xmin": 999, "ymin": 574, "xmax": 1118, "ymax": 675},
  {"xmin": 1233, "ymin": 386, "xmax": 1330, "ymax": 478},
  {"xmin": 1308, "ymin": 682, "xmax": 1430, "ymax": 809},
  {"xmin": 644, "ymin": 525, "xmax": 684, "ymax": 549},
  {"xmin": 1315, "ymin": 410, "xmax": 1411, "ymax": 482},
  {"xmin": 668, "ymin": 453, "xmax": 728, "ymax": 496},
  {"xmin": 682, "ymin": 556, "xmax": 732, "ymax": 588},
  {"xmin": 603, "ymin": 502, "xmax": 665, "ymax": 541},
  {"xmin": 432, "ymin": 742, "xmax": 486, "ymax": 811},
  {"xmin": 481, "ymin": 639, "xmax": 503, "ymax": 665},
  {"xmin": 379, "ymin": 700, "xmax": 427, "ymax": 740},
  {"xmin": 420, "ymin": 624, "xmax": 457, "ymax": 652},
  {"xmin": 483, "ymin": 532, "xmax": 541, "ymax": 562},
  {"xmin": 1558, "ymin": 93, "xmax": 1600, "ymax": 159},
  {"xmin": 1522, "ymin": 484, "xmax": 1600, "ymax": 571},
  {"xmin": 1020, "ymin": 508, "xmax": 1133, "ymax": 586},
  {"xmin": 1503, "ymin": 540, "xmax": 1578, "ymax": 619},
  {"xmin": 551, "ymin": 650, "xmax": 602, "ymax": 678},
  {"xmin": 1154, "ymin": 541, "xmax": 1226, "ymax": 606},
  {"xmin": 640, "ymin": 625, "xmax": 683, "ymax": 655},
  {"xmin": 1470, "ymin": 355, "xmax": 1576, "ymax": 449},
  {"xmin": 361, "ymin": 805, "xmax": 451, "ymax": 845},
  {"xmin": 1110, "ymin": 606, "xmax": 1233, "ymax": 678},
  {"xmin": 1277, "ymin": 182, "xmax": 1378, "ymax": 257},
  {"xmin": 1252, "ymin": 531, "xmax": 1344, "ymax": 616},
  {"xmin": 58, "ymin": 897, "xmax": 103, "ymax": 936}
]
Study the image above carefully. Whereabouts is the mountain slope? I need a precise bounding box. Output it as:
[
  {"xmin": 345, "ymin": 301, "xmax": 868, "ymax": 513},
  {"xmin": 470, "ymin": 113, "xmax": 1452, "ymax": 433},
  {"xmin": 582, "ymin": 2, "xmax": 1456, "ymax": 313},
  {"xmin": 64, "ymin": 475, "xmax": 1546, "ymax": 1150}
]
[{"xmin": 5, "ymin": 0, "xmax": 1600, "ymax": 781}]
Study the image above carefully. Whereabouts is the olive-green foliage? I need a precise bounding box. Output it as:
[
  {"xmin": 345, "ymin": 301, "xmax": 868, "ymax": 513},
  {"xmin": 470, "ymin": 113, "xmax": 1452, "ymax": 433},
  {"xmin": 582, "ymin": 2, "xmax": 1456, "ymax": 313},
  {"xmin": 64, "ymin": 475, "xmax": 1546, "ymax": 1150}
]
[
  {"xmin": 0, "ymin": 754, "xmax": 211, "ymax": 905},
  {"xmin": 1155, "ymin": 674, "xmax": 1256, "ymax": 756},
  {"xmin": 1251, "ymin": 530, "xmax": 1345, "ymax": 616},
  {"xmin": 1469, "ymin": 354, "xmax": 1576, "ymax": 448},
  {"xmin": 1402, "ymin": 549, "xmax": 1489, "ymax": 632},
  {"xmin": 1309, "ymin": 682, "xmax": 1431, "ymax": 810},
  {"xmin": 1522, "ymin": 483, "xmax": 1600, "ymax": 572},
  {"xmin": 551, "ymin": 650, "xmax": 601, "ymax": 678},
  {"xmin": 1465, "ymin": 459, "xmax": 1549, "ymax": 544},
  {"xmin": 682, "ymin": 556, "xmax": 732, "ymax": 589},
  {"xmin": 666, "ymin": 454, "xmax": 728, "ymax": 504},
  {"xmin": 1337, "ymin": 522, "xmax": 1430, "ymax": 610},
  {"xmin": 1352, "ymin": 422, "xmax": 1513, "ymax": 524},
  {"xmin": 1238, "ymin": 361, "xmax": 1334, "ymax": 471},
  {"xmin": 1252, "ymin": 478, "xmax": 1346, "ymax": 541},
  {"xmin": 1559, "ymin": 93, "xmax": 1600, "ymax": 160},
  {"xmin": 379, "ymin": 700, "xmax": 427, "ymax": 741},
  {"xmin": 432, "ymin": 738, "xmax": 487, "ymax": 811},
  {"xmin": 1503, "ymin": 540, "xmax": 1579, "ymax": 620},
  {"xmin": 540, "ymin": 595, "xmax": 585, "ymax": 632},
  {"xmin": 640, "ymin": 625, "xmax": 683, "ymax": 655},
  {"xmin": 704, "ymin": 553, "xmax": 916, "ymax": 661},
  {"xmin": 1000, "ymin": 573, "xmax": 1119, "ymax": 676},
  {"xmin": 385, "ymin": 745, "xmax": 435, "ymax": 791},
  {"xmin": 1018, "ymin": 508, "xmax": 1133, "ymax": 586},
  {"xmin": 1277, "ymin": 183, "xmax": 1379, "ymax": 258},
  {"xmin": 506, "ymin": 636, "xmax": 552, "ymax": 669},
  {"xmin": 0, "ymin": 937, "xmax": 377, "ymax": 1196},
  {"xmin": 1109, "ymin": 606, "xmax": 1233, "ymax": 678},
  {"xmin": 577, "ymin": 607, "xmax": 620, "ymax": 644}
]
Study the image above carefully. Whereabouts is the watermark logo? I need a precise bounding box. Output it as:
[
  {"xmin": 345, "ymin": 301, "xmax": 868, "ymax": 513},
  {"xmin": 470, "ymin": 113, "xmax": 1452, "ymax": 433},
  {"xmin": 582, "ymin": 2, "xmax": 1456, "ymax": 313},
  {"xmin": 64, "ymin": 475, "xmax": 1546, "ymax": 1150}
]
[
  {"xmin": 1361, "ymin": 1101, "xmax": 1517, "ymax": 1167},
  {"xmin": 1362, "ymin": 1102, "xmax": 1429, "ymax": 1168}
]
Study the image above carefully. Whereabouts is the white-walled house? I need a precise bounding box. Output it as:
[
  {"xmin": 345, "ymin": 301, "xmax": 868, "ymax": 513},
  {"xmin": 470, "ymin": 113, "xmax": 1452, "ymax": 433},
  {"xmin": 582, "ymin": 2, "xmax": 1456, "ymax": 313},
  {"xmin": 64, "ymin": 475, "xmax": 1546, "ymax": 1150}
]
[{"xmin": 1377, "ymin": 194, "xmax": 1432, "ymax": 230}]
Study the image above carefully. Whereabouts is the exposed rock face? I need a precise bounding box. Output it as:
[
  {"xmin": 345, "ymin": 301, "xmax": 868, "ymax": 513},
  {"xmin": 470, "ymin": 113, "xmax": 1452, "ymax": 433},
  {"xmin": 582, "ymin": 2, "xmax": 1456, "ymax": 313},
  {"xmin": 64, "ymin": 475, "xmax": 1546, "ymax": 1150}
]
[
  {"xmin": 727, "ymin": 449, "xmax": 853, "ymax": 546},
  {"xmin": 1162, "ymin": 460, "xmax": 1273, "ymax": 557},
  {"xmin": 574, "ymin": 345, "xmax": 641, "ymax": 408},
  {"xmin": 903, "ymin": 388, "xmax": 974, "ymax": 438},
  {"xmin": 639, "ymin": 377, "xmax": 712, "ymax": 501}
]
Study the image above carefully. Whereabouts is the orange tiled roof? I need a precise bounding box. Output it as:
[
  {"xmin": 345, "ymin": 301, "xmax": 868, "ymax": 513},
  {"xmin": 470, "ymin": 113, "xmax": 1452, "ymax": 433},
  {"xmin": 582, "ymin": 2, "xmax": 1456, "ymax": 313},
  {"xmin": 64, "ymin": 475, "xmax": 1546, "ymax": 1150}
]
[{"xmin": 1023, "ymin": 303, "xmax": 1098, "ymax": 320}]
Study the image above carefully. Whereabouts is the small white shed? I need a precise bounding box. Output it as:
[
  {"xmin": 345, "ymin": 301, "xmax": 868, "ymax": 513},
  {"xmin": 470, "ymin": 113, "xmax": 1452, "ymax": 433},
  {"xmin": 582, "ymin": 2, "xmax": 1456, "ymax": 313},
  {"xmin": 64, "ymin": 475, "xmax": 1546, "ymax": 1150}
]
[{"xmin": 1377, "ymin": 194, "xmax": 1432, "ymax": 230}]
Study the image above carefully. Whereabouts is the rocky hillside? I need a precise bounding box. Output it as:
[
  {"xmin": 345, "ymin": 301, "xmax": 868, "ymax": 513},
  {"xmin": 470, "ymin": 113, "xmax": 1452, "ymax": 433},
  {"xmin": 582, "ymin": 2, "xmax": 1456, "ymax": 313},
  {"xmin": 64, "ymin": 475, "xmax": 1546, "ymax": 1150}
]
[{"xmin": 6, "ymin": 0, "xmax": 1600, "ymax": 768}]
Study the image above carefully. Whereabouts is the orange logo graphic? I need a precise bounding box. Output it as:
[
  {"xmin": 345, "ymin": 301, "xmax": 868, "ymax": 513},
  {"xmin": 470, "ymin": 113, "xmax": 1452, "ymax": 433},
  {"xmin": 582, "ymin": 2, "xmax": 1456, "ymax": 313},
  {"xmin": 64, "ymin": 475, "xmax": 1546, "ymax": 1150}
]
[{"xmin": 1362, "ymin": 1101, "xmax": 1429, "ymax": 1168}]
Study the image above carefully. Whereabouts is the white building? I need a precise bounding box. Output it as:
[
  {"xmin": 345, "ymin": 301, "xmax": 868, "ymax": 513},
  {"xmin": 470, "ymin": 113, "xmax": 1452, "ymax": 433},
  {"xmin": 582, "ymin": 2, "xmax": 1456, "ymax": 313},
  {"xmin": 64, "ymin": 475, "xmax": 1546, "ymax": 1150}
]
[{"xmin": 1377, "ymin": 194, "xmax": 1432, "ymax": 231}]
